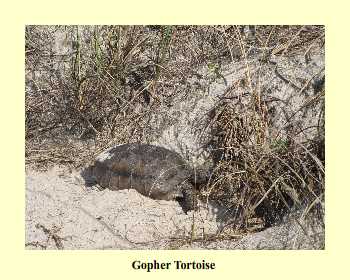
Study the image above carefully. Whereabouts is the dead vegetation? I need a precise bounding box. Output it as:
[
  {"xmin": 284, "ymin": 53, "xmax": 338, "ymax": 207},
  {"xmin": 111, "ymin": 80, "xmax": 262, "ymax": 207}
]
[
  {"xmin": 198, "ymin": 26, "xmax": 324, "ymax": 237},
  {"xmin": 25, "ymin": 25, "xmax": 325, "ymax": 245}
]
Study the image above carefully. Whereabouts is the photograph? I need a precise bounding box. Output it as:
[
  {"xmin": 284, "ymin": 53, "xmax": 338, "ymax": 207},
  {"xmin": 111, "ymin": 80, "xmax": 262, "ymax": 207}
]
[{"xmin": 25, "ymin": 25, "xmax": 325, "ymax": 250}]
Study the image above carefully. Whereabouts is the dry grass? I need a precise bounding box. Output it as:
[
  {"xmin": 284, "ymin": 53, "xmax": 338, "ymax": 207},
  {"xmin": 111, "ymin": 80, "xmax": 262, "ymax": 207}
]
[
  {"xmin": 200, "ymin": 26, "xmax": 324, "ymax": 232},
  {"xmin": 25, "ymin": 25, "xmax": 325, "ymax": 239}
]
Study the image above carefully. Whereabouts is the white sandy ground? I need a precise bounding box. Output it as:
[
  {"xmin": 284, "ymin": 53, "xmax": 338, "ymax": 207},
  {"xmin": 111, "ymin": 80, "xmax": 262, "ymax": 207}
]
[
  {"xmin": 25, "ymin": 166, "xmax": 221, "ymax": 249},
  {"xmin": 25, "ymin": 166, "xmax": 324, "ymax": 250},
  {"xmin": 25, "ymin": 28, "xmax": 324, "ymax": 250}
]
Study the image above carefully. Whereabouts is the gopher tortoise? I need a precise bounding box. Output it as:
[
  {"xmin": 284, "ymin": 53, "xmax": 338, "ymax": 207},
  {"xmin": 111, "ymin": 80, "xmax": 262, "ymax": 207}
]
[{"xmin": 90, "ymin": 143, "xmax": 204, "ymax": 212}]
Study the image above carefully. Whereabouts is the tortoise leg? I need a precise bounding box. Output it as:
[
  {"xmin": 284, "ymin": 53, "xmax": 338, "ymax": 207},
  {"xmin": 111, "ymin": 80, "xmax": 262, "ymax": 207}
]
[{"xmin": 176, "ymin": 186, "xmax": 198, "ymax": 214}]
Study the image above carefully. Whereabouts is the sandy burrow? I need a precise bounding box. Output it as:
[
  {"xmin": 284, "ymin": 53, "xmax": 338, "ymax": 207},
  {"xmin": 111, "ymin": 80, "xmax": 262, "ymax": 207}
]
[
  {"xmin": 25, "ymin": 166, "xmax": 324, "ymax": 250},
  {"xmin": 25, "ymin": 166, "xmax": 224, "ymax": 249}
]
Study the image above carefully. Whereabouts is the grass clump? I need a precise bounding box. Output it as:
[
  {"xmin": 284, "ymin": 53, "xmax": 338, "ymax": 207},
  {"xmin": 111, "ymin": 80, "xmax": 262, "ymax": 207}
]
[{"xmin": 25, "ymin": 26, "xmax": 325, "ymax": 243}]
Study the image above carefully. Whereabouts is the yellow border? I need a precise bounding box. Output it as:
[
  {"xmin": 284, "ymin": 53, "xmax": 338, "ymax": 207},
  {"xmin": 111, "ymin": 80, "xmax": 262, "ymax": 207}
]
[{"xmin": 1, "ymin": 0, "xmax": 348, "ymax": 279}]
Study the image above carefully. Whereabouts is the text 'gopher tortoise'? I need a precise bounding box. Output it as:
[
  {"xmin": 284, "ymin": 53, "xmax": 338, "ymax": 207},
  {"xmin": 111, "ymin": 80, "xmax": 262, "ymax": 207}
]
[{"xmin": 91, "ymin": 143, "xmax": 206, "ymax": 213}]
